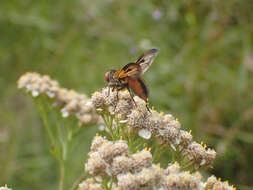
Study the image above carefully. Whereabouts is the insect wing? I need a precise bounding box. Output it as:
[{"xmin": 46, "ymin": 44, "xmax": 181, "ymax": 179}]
[
  {"xmin": 118, "ymin": 63, "xmax": 141, "ymax": 79},
  {"xmin": 135, "ymin": 49, "xmax": 158, "ymax": 74}
]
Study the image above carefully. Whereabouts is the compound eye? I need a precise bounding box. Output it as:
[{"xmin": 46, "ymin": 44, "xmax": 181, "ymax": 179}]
[{"xmin": 105, "ymin": 72, "xmax": 110, "ymax": 82}]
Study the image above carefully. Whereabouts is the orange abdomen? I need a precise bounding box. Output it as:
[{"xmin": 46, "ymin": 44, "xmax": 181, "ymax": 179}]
[{"xmin": 128, "ymin": 78, "xmax": 149, "ymax": 102}]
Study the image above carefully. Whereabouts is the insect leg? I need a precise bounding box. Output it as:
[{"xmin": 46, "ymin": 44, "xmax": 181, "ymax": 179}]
[
  {"xmin": 114, "ymin": 89, "xmax": 119, "ymax": 110},
  {"xmin": 145, "ymin": 101, "xmax": 151, "ymax": 113},
  {"xmin": 116, "ymin": 89, "xmax": 119, "ymax": 101},
  {"xmin": 126, "ymin": 85, "xmax": 137, "ymax": 107}
]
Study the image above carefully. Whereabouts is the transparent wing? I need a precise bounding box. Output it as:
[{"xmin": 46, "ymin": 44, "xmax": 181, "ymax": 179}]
[{"xmin": 135, "ymin": 49, "xmax": 158, "ymax": 74}]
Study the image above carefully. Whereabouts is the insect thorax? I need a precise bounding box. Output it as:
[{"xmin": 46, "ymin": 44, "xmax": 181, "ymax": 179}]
[{"xmin": 108, "ymin": 70, "xmax": 128, "ymax": 89}]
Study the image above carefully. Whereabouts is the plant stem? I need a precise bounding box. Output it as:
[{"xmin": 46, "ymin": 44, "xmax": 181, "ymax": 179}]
[
  {"xmin": 102, "ymin": 113, "xmax": 116, "ymax": 140},
  {"xmin": 59, "ymin": 161, "xmax": 65, "ymax": 190},
  {"xmin": 70, "ymin": 172, "xmax": 86, "ymax": 190},
  {"xmin": 36, "ymin": 99, "xmax": 56, "ymax": 147}
]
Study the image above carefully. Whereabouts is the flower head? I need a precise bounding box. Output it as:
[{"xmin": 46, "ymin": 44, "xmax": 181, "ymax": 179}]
[
  {"xmin": 91, "ymin": 87, "xmax": 216, "ymax": 169},
  {"xmin": 205, "ymin": 176, "xmax": 235, "ymax": 190},
  {"xmin": 17, "ymin": 72, "xmax": 99, "ymax": 126},
  {"xmin": 117, "ymin": 173, "xmax": 139, "ymax": 190},
  {"xmin": 85, "ymin": 152, "xmax": 108, "ymax": 176},
  {"xmin": 111, "ymin": 156, "xmax": 133, "ymax": 176},
  {"xmin": 81, "ymin": 136, "xmax": 233, "ymax": 190},
  {"xmin": 78, "ymin": 178, "xmax": 104, "ymax": 190},
  {"xmin": 131, "ymin": 150, "xmax": 152, "ymax": 173}
]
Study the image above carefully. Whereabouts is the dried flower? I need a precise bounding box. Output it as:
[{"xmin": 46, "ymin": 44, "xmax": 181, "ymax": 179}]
[
  {"xmin": 161, "ymin": 171, "xmax": 203, "ymax": 190},
  {"xmin": 135, "ymin": 165, "xmax": 163, "ymax": 189},
  {"xmin": 91, "ymin": 91, "xmax": 106, "ymax": 108},
  {"xmin": 85, "ymin": 152, "xmax": 108, "ymax": 176},
  {"xmin": 164, "ymin": 162, "xmax": 181, "ymax": 175},
  {"xmin": 178, "ymin": 130, "xmax": 193, "ymax": 148},
  {"xmin": 85, "ymin": 136, "xmax": 154, "ymax": 178},
  {"xmin": 204, "ymin": 149, "xmax": 216, "ymax": 166},
  {"xmin": 184, "ymin": 142, "xmax": 216, "ymax": 167},
  {"xmin": 127, "ymin": 108, "xmax": 150, "ymax": 129},
  {"xmin": 117, "ymin": 173, "xmax": 139, "ymax": 190},
  {"xmin": 131, "ymin": 150, "xmax": 152, "ymax": 173},
  {"xmin": 98, "ymin": 140, "xmax": 129, "ymax": 164},
  {"xmin": 84, "ymin": 137, "xmax": 229, "ymax": 190},
  {"xmin": 90, "ymin": 136, "xmax": 107, "ymax": 152},
  {"xmin": 205, "ymin": 176, "xmax": 235, "ymax": 190},
  {"xmin": 78, "ymin": 178, "xmax": 104, "ymax": 190},
  {"xmin": 91, "ymin": 87, "xmax": 216, "ymax": 169},
  {"xmin": 17, "ymin": 72, "xmax": 100, "ymax": 126},
  {"xmin": 185, "ymin": 142, "xmax": 206, "ymax": 164},
  {"xmin": 111, "ymin": 156, "xmax": 133, "ymax": 176}
]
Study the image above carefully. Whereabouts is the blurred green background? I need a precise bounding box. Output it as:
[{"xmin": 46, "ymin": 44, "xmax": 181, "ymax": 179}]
[{"xmin": 0, "ymin": 0, "xmax": 253, "ymax": 189}]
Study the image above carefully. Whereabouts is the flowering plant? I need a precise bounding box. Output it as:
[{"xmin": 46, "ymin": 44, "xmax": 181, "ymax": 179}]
[{"xmin": 12, "ymin": 72, "xmax": 236, "ymax": 190}]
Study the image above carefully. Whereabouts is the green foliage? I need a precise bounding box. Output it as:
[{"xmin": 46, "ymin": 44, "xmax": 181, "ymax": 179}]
[{"xmin": 0, "ymin": 0, "xmax": 253, "ymax": 189}]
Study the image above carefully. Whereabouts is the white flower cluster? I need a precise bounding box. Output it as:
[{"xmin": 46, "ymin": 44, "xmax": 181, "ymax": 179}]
[
  {"xmin": 205, "ymin": 176, "xmax": 236, "ymax": 190},
  {"xmin": 91, "ymin": 87, "xmax": 216, "ymax": 168},
  {"xmin": 85, "ymin": 135, "xmax": 153, "ymax": 177},
  {"xmin": 17, "ymin": 72, "xmax": 100, "ymax": 125},
  {"xmin": 81, "ymin": 136, "xmax": 235, "ymax": 190}
]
